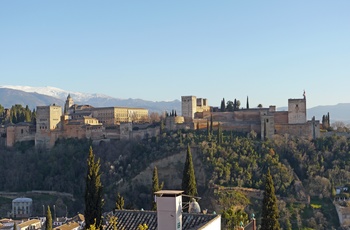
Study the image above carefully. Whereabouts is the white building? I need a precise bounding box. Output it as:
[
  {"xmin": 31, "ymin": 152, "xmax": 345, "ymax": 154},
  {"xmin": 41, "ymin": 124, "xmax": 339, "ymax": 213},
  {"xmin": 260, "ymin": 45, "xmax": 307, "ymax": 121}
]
[{"xmin": 12, "ymin": 198, "xmax": 33, "ymax": 218}]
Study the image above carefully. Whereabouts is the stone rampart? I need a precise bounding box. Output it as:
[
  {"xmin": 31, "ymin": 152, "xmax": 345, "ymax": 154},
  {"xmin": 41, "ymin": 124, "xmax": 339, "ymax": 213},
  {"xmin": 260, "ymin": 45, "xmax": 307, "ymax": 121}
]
[
  {"xmin": 275, "ymin": 123, "xmax": 313, "ymax": 139},
  {"xmin": 274, "ymin": 111, "xmax": 288, "ymax": 124},
  {"xmin": 232, "ymin": 110, "xmax": 265, "ymax": 122}
]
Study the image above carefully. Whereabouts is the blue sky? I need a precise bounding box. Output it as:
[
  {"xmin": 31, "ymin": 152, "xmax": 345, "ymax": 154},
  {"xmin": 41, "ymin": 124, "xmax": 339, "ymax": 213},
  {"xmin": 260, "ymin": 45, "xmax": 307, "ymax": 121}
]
[{"xmin": 1, "ymin": 1, "xmax": 349, "ymax": 108}]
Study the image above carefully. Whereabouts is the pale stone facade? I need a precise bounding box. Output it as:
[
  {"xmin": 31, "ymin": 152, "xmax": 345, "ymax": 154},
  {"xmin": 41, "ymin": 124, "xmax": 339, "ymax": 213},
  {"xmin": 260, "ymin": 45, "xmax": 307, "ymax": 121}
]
[
  {"xmin": 35, "ymin": 105, "xmax": 62, "ymax": 147},
  {"xmin": 288, "ymin": 98, "xmax": 307, "ymax": 124},
  {"xmin": 182, "ymin": 96, "xmax": 210, "ymax": 120},
  {"xmin": 12, "ymin": 197, "xmax": 32, "ymax": 218},
  {"xmin": 30, "ymin": 95, "xmax": 151, "ymax": 148},
  {"xmin": 182, "ymin": 96, "xmax": 197, "ymax": 119},
  {"xmin": 84, "ymin": 107, "xmax": 148, "ymax": 125}
]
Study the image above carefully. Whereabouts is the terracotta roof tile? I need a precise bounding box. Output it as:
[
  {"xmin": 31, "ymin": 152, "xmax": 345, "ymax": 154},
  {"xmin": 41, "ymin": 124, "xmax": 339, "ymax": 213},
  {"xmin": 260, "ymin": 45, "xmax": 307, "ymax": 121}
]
[{"xmin": 53, "ymin": 222, "xmax": 79, "ymax": 230}]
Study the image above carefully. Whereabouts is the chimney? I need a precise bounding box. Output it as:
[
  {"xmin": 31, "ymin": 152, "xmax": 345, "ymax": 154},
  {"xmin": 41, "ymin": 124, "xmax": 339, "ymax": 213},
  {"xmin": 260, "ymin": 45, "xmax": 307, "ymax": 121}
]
[
  {"xmin": 252, "ymin": 214, "xmax": 256, "ymax": 230},
  {"xmin": 155, "ymin": 190, "xmax": 183, "ymax": 230}
]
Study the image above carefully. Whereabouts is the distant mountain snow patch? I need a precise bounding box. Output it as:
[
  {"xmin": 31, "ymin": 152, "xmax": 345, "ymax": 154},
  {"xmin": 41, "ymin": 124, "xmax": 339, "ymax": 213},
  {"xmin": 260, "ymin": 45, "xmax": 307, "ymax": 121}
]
[
  {"xmin": 0, "ymin": 85, "xmax": 113, "ymax": 102},
  {"xmin": 0, "ymin": 85, "xmax": 181, "ymax": 114}
]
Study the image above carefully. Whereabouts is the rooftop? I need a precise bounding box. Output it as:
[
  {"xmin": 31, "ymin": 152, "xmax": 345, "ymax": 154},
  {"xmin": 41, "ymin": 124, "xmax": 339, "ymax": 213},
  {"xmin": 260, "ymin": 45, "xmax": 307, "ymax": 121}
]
[
  {"xmin": 154, "ymin": 190, "xmax": 184, "ymax": 196},
  {"xmin": 18, "ymin": 219, "xmax": 40, "ymax": 228},
  {"xmin": 106, "ymin": 210, "xmax": 220, "ymax": 230},
  {"xmin": 12, "ymin": 197, "xmax": 32, "ymax": 203},
  {"xmin": 53, "ymin": 222, "xmax": 79, "ymax": 230}
]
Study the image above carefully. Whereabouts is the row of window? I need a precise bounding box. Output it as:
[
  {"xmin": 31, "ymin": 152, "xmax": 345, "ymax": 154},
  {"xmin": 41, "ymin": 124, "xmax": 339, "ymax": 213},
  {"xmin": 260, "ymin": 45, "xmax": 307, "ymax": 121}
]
[{"xmin": 13, "ymin": 206, "xmax": 30, "ymax": 214}]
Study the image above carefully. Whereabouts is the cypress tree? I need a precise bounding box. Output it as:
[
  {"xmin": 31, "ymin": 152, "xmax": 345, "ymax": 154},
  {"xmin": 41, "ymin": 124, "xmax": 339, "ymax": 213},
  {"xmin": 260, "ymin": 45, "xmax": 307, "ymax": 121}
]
[
  {"xmin": 261, "ymin": 168, "xmax": 280, "ymax": 230},
  {"xmin": 160, "ymin": 120, "xmax": 165, "ymax": 134},
  {"xmin": 221, "ymin": 98, "xmax": 226, "ymax": 112},
  {"xmin": 246, "ymin": 96, "xmax": 249, "ymax": 109},
  {"xmin": 45, "ymin": 206, "xmax": 52, "ymax": 230},
  {"xmin": 84, "ymin": 146, "xmax": 103, "ymax": 230},
  {"xmin": 210, "ymin": 114, "xmax": 213, "ymax": 134},
  {"xmin": 182, "ymin": 145, "xmax": 198, "ymax": 197},
  {"xmin": 322, "ymin": 115, "xmax": 325, "ymax": 126},
  {"xmin": 217, "ymin": 123, "xmax": 222, "ymax": 145},
  {"xmin": 115, "ymin": 193, "xmax": 125, "ymax": 210},
  {"xmin": 327, "ymin": 112, "xmax": 330, "ymax": 127},
  {"xmin": 31, "ymin": 109, "xmax": 36, "ymax": 123},
  {"xmin": 152, "ymin": 166, "xmax": 163, "ymax": 210},
  {"xmin": 207, "ymin": 119, "xmax": 210, "ymax": 136},
  {"xmin": 331, "ymin": 181, "xmax": 336, "ymax": 199}
]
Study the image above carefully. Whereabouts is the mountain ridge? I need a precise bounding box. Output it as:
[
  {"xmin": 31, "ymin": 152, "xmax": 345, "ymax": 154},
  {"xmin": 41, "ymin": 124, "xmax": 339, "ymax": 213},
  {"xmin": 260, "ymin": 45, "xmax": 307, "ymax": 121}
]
[
  {"xmin": 0, "ymin": 86, "xmax": 349, "ymax": 123},
  {"xmin": 0, "ymin": 86, "xmax": 181, "ymax": 114}
]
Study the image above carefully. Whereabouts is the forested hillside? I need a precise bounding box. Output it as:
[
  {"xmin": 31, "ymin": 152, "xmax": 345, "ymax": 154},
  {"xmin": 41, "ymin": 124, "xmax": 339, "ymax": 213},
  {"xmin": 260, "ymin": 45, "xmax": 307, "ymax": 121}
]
[{"xmin": 1, "ymin": 129, "xmax": 349, "ymax": 229}]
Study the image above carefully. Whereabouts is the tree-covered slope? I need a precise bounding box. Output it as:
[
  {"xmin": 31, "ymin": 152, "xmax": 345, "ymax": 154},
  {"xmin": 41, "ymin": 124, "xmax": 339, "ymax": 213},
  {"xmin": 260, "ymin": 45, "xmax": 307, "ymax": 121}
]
[{"xmin": 1, "ymin": 130, "xmax": 349, "ymax": 228}]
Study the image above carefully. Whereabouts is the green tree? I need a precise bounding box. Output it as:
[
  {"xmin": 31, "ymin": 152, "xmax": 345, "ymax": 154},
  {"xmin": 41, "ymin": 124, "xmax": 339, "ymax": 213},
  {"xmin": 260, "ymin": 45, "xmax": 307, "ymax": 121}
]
[
  {"xmin": 24, "ymin": 105, "xmax": 31, "ymax": 122},
  {"xmin": 221, "ymin": 98, "xmax": 226, "ymax": 112},
  {"xmin": 217, "ymin": 123, "xmax": 223, "ymax": 145},
  {"xmin": 160, "ymin": 120, "xmax": 165, "ymax": 134},
  {"xmin": 0, "ymin": 104, "xmax": 4, "ymax": 115},
  {"xmin": 31, "ymin": 108, "xmax": 36, "ymax": 123},
  {"xmin": 45, "ymin": 206, "xmax": 52, "ymax": 230},
  {"xmin": 115, "ymin": 193, "xmax": 124, "ymax": 210},
  {"xmin": 261, "ymin": 168, "xmax": 280, "ymax": 230},
  {"xmin": 331, "ymin": 181, "xmax": 336, "ymax": 199},
  {"xmin": 246, "ymin": 96, "xmax": 249, "ymax": 109},
  {"xmin": 84, "ymin": 146, "xmax": 103, "ymax": 230},
  {"xmin": 207, "ymin": 119, "xmax": 210, "ymax": 136},
  {"xmin": 182, "ymin": 144, "xmax": 198, "ymax": 197},
  {"xmin": 235, "ymin": 99, "xmax": 241, "ymax": 110},
  {"xmin": 226, "ymin": 101, "xmax": 234, "ymax": 112},
  {"xmin": 222, "ymin": 207, "xmax": 248, "ymax": 229},
  {"xmin": 152, "ymin": 166, "xmax": 164, "ymax": 210}
]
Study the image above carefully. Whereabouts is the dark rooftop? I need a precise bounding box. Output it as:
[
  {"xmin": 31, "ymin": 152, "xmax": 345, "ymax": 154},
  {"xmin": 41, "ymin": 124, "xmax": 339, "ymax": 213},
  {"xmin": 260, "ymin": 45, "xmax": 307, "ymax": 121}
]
[{"xmin": 106, "ymin": 210, "xmax": 220, "ymax": 230}]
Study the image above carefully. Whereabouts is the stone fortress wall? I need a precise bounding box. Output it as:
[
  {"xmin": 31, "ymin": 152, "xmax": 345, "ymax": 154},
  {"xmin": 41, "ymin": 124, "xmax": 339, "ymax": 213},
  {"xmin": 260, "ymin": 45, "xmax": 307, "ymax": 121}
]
[
  {"xmin": 2, "ymin": 93, "xmax": 321, "ymax": 148},
  {"xmin": 167, "ymin": 94, "xmax": 320, "ymax": 140}
]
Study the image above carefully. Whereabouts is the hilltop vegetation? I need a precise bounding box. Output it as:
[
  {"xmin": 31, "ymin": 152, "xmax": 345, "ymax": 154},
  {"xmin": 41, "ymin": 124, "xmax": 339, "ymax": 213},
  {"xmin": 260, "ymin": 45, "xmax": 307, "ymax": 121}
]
[{"xmin": 1, "ymin": 128, "xmax": 350, "ymax": 228}]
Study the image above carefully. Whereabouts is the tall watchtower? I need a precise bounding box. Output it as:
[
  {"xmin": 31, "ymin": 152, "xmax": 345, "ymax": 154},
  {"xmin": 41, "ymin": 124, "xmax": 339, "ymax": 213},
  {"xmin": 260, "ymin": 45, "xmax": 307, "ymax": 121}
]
[
  {"xmin": 35, "ymin": 105, "xmax": 62, "ymax": 147},
  {"xmin": 181, "ymin": 96, "xmax": 197, "ymax": 119},
  {"xmin": 288, "ymin": 97, "xmax": 306, "ymax": 124}
]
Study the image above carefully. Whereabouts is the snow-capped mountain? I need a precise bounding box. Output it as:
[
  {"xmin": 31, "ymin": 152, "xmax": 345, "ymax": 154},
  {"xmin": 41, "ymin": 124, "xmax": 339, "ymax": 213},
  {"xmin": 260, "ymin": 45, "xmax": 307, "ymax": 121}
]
[
  {"xmin": 0, "ymin": 85, "xmax": 113, "ymax": 103},
  {"xmin": 0, "ymin": 85, "xmax": 181, "ymax": 114}
]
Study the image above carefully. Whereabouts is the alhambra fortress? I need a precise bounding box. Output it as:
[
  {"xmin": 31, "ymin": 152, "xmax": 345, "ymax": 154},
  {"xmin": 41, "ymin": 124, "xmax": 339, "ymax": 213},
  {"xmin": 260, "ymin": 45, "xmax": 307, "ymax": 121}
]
[{"xmin": 0, "ymin": 94, "xmax": 320, "ymax": 148}]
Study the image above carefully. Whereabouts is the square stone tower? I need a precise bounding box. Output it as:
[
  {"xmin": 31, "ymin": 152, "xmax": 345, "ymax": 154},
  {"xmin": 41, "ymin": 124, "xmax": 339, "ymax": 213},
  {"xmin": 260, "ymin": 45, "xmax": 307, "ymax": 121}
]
[
  {"xmin": 35, "ymin": 105, "xmax": 62, "ymax": 147},
  {"xmin": 182, "ymin": 96, "xmax": 197, "ymax": 119},
  {"xmin": 288, "ymin": 98, "xmax": 306, "ymax": 124}
]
